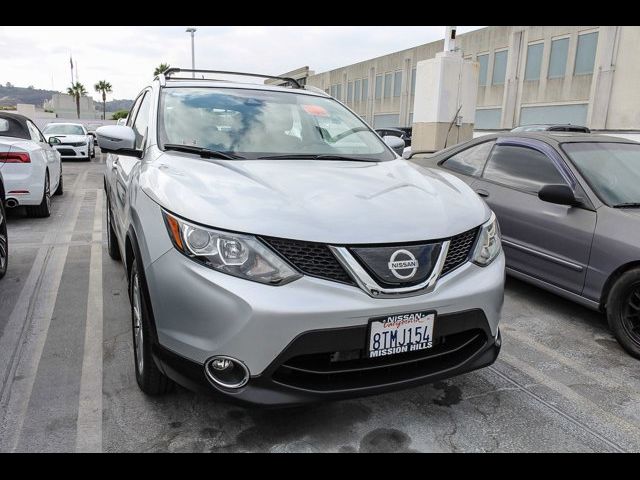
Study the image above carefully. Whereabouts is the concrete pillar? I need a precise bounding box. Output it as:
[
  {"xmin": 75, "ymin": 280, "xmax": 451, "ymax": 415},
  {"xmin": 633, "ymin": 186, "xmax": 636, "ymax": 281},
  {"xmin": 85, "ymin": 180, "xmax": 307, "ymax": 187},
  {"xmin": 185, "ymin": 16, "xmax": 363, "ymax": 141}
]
[
  {"xmin": 411, "ymin": 51, "xmax": 479, "ymax": 152},
  {"xmin": 587, "ymin": 26, "xmax": 619, "ymax": 129}
]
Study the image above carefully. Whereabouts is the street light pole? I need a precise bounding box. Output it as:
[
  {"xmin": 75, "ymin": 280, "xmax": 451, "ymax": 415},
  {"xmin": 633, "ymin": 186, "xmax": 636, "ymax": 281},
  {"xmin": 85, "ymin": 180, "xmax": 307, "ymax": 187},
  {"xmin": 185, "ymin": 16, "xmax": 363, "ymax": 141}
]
[{"xmin": 186, "ymin": 28, "xmax": 197, "ymax": 78}]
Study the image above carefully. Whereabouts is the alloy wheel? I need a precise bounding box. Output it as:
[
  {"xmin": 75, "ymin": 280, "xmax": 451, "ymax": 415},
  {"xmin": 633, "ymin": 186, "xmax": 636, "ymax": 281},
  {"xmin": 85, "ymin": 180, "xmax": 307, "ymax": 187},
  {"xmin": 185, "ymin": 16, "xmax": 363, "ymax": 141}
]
[
  {"xmin": 132, "ymin": 272, "xmax": 144, "ymax": 374},
  {"xmin": 622, "ymin": 284, "xmax": 640, "ymax": 346}
]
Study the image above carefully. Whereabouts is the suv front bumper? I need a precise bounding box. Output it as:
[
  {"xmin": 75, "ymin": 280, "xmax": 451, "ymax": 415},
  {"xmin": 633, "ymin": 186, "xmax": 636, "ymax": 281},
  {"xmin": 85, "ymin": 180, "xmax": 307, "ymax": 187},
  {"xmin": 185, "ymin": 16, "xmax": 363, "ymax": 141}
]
[{"xmin": 144, "ymin": 247, "xmax": 505, "ymax": 405}]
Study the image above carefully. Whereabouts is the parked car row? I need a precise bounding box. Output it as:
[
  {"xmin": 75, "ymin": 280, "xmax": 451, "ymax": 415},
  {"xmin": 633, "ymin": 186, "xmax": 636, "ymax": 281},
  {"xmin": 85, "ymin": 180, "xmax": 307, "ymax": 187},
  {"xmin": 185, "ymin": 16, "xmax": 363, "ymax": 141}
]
[
  {"xmin": 409, "ymin": 131, "xmax": 640, "ymax": 358},
  {"xmin": 0, "ymin": 114, "xmax": 88, "ymax": 281}
]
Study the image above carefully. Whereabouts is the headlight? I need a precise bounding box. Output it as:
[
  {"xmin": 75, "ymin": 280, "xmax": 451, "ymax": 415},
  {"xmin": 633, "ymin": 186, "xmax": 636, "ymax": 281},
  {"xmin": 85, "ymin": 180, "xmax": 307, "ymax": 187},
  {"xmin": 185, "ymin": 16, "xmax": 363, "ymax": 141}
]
[
  {"xmin": 162, "ymin": 211, "xmax": 301, "ymax": 285},
  {"xmin": 471, "ymin": 212, "xmax": 501, "ymax": 266}
]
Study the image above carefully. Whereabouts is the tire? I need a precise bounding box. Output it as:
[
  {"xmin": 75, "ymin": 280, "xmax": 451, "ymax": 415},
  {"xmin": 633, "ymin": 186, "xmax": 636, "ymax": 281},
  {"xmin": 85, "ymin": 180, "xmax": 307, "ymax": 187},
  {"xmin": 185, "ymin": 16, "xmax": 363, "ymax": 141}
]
[
  {"xmin": 26, "ymin": 172, "xmax": 51, "ymax": 218},
  {"xmin": 130, "ymin": 258, "xmax": 173, "ymax": 395},
  {"xmin": 0, "ymin": 199, "xmax": 7, "ymax": 280},
  {"xmin": 54, "ymin": 170, "xmax": 63, "ymax": 196},
  {"xmin": 606, "ymin": 268, "xmax": 640, "ymax": 359},
  {"xmin": 106, "ymin": 197, "xmax": 121, "ymax": 261}
]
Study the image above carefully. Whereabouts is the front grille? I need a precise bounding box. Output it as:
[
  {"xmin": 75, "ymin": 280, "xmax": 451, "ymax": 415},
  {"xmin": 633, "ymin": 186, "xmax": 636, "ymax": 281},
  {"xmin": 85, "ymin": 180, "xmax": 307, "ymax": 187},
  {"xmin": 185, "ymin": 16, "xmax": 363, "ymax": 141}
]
[
  {"xmin": 261, "ymin": 236, "xmax": 354, "ymax": 285},
  {"xmin": 441, "ymin": 227, "xmax": 478, "ymax": 275},
  {"xmin": 62, "ymin": 142, "xmax": 86, "ymax": 147},
  {"xmin": 272, "ymin": 328, "xmax": 487, "ymax": 392},
  {"xmin": 57, "ymin": 148, "xmax": 77, "ymax": 156}
]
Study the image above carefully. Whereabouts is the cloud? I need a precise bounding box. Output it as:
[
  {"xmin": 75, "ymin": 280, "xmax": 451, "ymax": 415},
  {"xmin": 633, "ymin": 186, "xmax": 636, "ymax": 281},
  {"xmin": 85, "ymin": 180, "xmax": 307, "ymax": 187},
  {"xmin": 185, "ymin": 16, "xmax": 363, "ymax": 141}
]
[{"xmin": 0, "ymin": 26, "xmax": 484, "ymax": 100}]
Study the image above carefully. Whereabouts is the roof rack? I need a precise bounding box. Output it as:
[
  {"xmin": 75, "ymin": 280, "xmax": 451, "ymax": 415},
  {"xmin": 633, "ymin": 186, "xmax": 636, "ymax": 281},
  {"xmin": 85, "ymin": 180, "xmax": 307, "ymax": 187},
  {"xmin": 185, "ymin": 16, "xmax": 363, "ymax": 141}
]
[{"xmin": 161, "ymin": 68, "xmax": 302, "ymax": 89}]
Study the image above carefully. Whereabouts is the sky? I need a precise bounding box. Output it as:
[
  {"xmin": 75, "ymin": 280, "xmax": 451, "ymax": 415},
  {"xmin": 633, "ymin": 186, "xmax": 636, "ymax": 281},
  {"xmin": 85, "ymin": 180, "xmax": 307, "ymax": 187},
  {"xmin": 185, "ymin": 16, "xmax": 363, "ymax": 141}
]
[{"xmin": 0, "ymin": 26, "xmax": 484, "ymax": 101}]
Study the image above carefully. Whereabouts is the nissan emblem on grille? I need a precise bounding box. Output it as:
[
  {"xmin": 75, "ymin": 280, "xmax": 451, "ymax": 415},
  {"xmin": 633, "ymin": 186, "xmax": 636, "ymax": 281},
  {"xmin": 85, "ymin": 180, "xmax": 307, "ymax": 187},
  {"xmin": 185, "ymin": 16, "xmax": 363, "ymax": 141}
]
[{"xmin": 388, "ymin": 249, "xmax": 419, "ymax": 280}]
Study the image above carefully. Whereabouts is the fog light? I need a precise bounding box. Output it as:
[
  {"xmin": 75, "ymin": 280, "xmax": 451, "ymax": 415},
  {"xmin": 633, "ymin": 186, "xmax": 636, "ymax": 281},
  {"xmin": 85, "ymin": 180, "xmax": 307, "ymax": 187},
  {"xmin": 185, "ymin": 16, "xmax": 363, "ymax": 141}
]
[{"xmin": 204, "ymin": 356, "xmax": 250, "ymax": 389}]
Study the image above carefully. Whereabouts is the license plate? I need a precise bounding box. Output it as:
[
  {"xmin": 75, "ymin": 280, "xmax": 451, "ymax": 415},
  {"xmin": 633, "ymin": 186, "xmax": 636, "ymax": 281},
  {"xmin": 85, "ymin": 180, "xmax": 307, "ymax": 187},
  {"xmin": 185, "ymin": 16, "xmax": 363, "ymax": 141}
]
[{"xmin": 367, "ymin": 310, "xmax": 435, "ymax": 358}]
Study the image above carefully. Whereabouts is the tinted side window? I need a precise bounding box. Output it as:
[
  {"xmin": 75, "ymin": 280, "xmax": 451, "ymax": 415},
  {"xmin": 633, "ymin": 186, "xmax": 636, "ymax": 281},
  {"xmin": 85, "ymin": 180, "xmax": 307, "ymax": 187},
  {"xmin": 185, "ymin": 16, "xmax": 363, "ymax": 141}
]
[
  {"xmin": 483, "ymin": 144, "xmax": 566, "ymax": 192},
  {"xmin": 442, "ymin": 141, "xmax": 495, "ymax": 176},
  {"xmin": 132, "ymin": 93, "xmax": 151, "ymax": 150},
  {"xmin": 126, "ymin": 94, "xmax": 144, "ymax": 128}
]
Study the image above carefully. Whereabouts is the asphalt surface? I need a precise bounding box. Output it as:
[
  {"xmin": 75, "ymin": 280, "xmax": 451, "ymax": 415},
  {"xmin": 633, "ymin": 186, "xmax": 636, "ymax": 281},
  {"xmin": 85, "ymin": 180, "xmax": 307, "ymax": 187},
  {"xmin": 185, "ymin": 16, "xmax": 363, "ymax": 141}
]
[{"xmin": 1, "ymin": 152, "xmax": 639, "ymax": 453}]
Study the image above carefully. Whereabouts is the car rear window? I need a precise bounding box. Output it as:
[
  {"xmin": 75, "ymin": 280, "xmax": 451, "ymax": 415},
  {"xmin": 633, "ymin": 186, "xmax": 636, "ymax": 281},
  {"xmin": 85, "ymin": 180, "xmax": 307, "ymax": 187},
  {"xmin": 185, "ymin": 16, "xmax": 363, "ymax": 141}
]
[{"xmin": 0, "ymin": 116, "xmax": 29, "ymax": 139}]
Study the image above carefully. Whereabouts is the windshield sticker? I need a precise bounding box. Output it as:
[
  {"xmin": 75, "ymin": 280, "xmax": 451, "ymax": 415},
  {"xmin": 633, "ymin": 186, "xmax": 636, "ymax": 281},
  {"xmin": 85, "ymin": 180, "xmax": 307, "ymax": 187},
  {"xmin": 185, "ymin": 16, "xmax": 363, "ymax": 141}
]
[{"xmin": 302, "ymin": 104, "xmax": 329, "ymax": 117}]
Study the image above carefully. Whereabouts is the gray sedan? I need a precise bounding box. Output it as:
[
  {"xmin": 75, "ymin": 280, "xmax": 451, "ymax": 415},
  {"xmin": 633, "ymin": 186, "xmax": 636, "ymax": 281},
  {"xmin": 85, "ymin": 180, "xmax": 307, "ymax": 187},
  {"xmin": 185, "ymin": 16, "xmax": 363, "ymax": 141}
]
[{"xmin": 410, "ymin": 132, "xmax": 640, "ymax": 358}]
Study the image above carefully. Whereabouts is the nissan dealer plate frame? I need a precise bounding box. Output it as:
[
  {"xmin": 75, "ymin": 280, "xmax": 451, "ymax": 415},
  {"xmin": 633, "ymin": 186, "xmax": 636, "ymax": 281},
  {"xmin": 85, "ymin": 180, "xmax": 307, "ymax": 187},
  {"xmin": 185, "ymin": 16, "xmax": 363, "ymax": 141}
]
[{"xmin": 367, "ymin": 310, "xmax": 435, "ymax": 358}]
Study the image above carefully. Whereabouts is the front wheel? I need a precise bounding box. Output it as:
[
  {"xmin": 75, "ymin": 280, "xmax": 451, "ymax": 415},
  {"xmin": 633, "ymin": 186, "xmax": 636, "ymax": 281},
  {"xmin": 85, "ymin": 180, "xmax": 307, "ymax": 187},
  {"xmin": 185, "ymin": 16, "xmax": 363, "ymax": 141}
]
[
  {"xmin": 130, "ymin": 258, "xmax": 174, "ymax": 395},
  {"xmin": 26, "ymin": 173, "xmax": 51, "ymax": 218},
  {"xmin": 607, "ymin": 268, "xmax": 640, "ymax": 359},
  {"xmin": 0, "ymin": 199, "xmax": 8, "ymax": 279}
]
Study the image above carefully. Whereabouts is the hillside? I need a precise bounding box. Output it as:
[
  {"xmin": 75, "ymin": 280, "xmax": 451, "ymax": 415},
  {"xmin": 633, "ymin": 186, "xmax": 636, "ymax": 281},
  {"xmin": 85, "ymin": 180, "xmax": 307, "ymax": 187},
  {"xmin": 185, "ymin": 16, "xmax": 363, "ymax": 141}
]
[{"xmin": 0, "ymin": 84, "xmax": 133, "ymax": 112}]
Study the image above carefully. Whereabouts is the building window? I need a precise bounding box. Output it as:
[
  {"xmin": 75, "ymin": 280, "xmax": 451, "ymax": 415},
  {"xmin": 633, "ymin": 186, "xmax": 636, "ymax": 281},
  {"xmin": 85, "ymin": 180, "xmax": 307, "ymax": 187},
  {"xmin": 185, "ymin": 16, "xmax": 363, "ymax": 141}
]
[
  {"xmin": 492, "ymin": 50, "xmax": 508, "ymax": 85},
  {"xmin": 574, "ymin": 31, "xmax": 599, "ymax": 75},
  {"xmin": 411, "ymin": 68, "xmax": 416, "ymax": 95},
  {"xmin": 477, "ymin": 54, "xmax": 489, "ymax": 86},
  {"xmin": 393, "ymin": 71, "xmax": 402, "ymax": 97},
  {"xmin": 347, "ymin": 82, "xmax": 353, "ymax": 103},
  {"xmin": 548, "ymin": 37, "xmax": 569, "ymax": 78},
  {"xmin": 373, "ymin": 113, "xmax": 400, "ymax": 128},
  {"xmin": 408, "ymin": 112, "xmax": 413, "ymax": 125},
  {"xmin": 524, "ymin": 42, "xmax": 544, "ymax": 81},
  {"xmin": 362, "ymin": 78, "xmax": 369, "ymax": 101},
  {"xmin": 520, "ymin": 103, "xmax": 588, "ymax": 126},
  {"xmin": 325, "ymin": 88, "xmax": 329, "ymax": 95},
  {"xmin": 375, "ymin": 75, "xmax": 383, "ymax": 99},
  {"xmin": 330, "ymin": 85, "xmax": 336, "ymax": 98},
  {"xmin": 475, "ymin": 108, "xmax": 502, "ymax": 129},
  {"xmin": 335, "ymin": 84, "xmax": 342, "ymax": 101},
  {"xmin": 354, "ymin": 79, "xmax": 361, "ymax": 102},
  {"xmin": 383, "ymin": 72, "xmax": 392, "ymax": 98}
]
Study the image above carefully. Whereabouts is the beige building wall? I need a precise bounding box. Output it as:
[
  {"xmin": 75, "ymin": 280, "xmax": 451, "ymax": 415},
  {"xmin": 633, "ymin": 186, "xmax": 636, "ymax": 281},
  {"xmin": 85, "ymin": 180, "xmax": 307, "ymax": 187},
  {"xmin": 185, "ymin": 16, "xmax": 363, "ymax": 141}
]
[{"xmin": 303, "ymin": 25, "xmax": 636, "ymax": 132}]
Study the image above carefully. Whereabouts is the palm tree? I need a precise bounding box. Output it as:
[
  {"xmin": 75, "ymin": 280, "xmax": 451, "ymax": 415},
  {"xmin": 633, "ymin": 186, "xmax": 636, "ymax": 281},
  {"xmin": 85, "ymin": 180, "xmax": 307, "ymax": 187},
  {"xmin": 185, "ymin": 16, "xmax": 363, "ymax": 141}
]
[
  {"xmin": 154, "ymin": 63, "xmax": 171, "ymax": 77},
  {"xmin": 67, "ymin": 82, "xmax": 87, "ymax": 119},
  {"xmin": 94, "ymin": 80, "xmax": 112, "ymax": 120}
]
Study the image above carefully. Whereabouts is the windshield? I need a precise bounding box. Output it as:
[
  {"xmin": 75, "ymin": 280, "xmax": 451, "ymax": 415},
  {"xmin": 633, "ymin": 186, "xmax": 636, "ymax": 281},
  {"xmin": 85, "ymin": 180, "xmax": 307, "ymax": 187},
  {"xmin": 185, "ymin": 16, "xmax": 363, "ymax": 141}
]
[
  {"xmin": 158, "ymin": 87, "xmax": 395, "ymax": 161},
  {"xmin": 562, "ymin": 142, "xmax": 640, "ymax": 206},
  {"xmin": 43, "ymin": 124, "xmax": 85, "ymax": 135}
]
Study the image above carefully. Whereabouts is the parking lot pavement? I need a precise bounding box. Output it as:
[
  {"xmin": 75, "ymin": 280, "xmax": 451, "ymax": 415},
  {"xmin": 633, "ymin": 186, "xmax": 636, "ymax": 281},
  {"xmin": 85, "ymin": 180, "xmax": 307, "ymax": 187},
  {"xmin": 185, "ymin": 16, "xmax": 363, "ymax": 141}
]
[{"xmin": 0, "ymin": 153, "xmax": 639, "ymax": 453}]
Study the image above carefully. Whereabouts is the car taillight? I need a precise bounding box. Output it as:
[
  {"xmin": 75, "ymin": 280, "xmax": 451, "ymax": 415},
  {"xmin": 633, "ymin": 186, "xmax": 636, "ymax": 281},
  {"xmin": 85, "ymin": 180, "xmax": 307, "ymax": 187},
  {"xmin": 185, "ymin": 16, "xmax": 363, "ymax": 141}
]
[{"xmin": 0, "ymin": 151, "xmax": 31, "ymax": 163}]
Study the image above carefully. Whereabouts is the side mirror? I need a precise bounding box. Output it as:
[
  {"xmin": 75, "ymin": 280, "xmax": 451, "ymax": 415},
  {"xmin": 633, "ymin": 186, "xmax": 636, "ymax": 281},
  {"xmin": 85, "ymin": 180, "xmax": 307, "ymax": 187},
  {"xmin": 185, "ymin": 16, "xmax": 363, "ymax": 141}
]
[
  {"xmin": 96, "ymin": 125, "xmax": 141, "ymax": 158},
  {"xmin": 383, "ymin": 135, "xmax": 405, "ymax": 154},
  {"xmin": 538, "ymin": 184, "xmax": 581, "ymax": 206},
  {"xmin": 48, "ymin": 136, "xmax": 61, "ymax": 146}
]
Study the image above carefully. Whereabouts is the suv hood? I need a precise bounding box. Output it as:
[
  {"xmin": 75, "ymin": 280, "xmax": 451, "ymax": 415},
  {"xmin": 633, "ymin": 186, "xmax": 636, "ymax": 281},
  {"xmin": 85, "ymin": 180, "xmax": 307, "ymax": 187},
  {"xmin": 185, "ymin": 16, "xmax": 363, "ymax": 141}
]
[{"xmin": 141, "ymin": 153, "xmax": 490, "ymax": 244}]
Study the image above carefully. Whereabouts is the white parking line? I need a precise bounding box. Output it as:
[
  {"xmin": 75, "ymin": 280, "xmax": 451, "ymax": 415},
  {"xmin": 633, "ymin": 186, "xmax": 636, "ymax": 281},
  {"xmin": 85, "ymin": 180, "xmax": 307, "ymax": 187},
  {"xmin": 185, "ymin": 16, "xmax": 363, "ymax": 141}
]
[
  {"xmin": 75, "ymin": 190, "xmax": 104, "ymax": 452},
  {"xmin": 0, "ymin": 171, "xmax": 87, "ymax": 452}
]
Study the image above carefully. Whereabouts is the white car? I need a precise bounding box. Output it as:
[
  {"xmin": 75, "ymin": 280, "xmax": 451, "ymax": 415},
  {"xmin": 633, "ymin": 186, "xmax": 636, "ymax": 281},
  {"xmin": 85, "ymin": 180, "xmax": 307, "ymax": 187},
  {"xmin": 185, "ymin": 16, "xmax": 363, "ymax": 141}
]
[
  {"xmin": 42, "ymin": 122, "xmax": 95, "ymax": 161},
  {"xmin": 0, "ymin": 113, "xmax": 63, "ymax": 217}
]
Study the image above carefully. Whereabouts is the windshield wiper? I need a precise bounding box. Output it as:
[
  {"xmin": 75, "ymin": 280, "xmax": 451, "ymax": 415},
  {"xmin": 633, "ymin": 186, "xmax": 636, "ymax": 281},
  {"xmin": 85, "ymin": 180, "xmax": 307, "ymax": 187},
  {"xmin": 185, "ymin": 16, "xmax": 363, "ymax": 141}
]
[
  {"xmin": 612, "ymin": 202, "xmax": 640, "ymax": 208},
  {"xmin": 163, "ymin": 144, "xmax": 244, "ymax": 160},
  {"xmin": 257, "ymin": 154, "xmax": 378, "ymax": 162}
]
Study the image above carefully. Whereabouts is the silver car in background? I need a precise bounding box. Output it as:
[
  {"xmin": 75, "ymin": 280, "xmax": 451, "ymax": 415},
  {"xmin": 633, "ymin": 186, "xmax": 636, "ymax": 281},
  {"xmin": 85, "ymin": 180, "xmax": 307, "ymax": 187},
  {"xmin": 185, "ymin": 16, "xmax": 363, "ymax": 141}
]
[
  {"xmin": 97, "ymin": 69, "xmax": 504, "ymax": 406},
  {"xmin": 411, "ymin": 132, "xmax": 640, "ymax": 359}
]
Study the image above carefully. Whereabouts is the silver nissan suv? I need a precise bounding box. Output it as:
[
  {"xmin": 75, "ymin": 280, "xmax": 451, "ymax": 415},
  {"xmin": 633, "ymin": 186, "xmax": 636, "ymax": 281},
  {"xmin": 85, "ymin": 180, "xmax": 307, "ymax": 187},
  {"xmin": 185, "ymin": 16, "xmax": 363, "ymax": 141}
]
[{"xmin": 97, "ymin": 69, "xmax": 505, "ymax": 406}]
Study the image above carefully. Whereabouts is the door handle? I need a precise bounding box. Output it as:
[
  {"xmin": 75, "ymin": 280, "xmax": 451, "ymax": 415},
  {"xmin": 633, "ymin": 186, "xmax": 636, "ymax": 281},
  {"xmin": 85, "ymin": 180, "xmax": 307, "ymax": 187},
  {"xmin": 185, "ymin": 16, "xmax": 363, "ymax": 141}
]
[{"xmin": 475, "ymin": 189, "xmax": 489, "ymax": 198}]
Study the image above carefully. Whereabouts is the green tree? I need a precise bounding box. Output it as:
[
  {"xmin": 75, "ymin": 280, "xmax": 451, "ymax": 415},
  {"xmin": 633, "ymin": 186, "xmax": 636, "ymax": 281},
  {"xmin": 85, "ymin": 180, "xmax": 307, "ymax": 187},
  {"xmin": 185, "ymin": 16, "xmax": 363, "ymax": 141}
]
[
  {"xmin": 111, "ymin": 109, "xmax": 129, "ymax": 120},
  {"xmin": 154, "ymin": 63, "xmax": 171, "ymax": 77},
  {"xmin": 94, "ymin": 80, "xmax": 113, "ymax": 120},
  {"xmin": 67, "ymin": 82, "xmax": 87, "ymax": 119}
]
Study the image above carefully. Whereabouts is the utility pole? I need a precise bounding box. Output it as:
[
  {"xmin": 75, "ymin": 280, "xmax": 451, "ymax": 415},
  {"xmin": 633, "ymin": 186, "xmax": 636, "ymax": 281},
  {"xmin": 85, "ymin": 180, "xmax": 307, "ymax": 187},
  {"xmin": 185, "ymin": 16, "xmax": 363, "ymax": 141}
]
[{"xmin": 186, "ymin": 28, "xmax": 197, "ymax": 78}]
